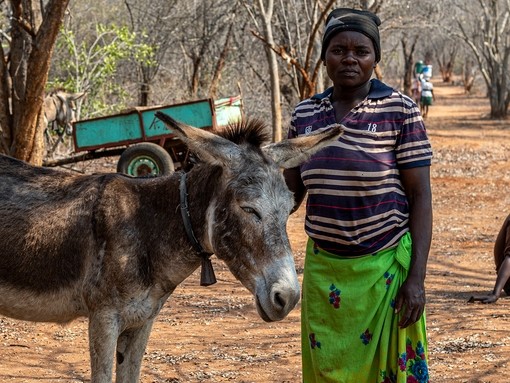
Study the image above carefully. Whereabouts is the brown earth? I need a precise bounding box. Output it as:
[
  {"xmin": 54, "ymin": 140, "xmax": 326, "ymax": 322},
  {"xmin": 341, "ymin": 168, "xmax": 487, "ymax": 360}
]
[{"xmin": 1, "ymin": 81, "xmax": 510, "ymax": 382}]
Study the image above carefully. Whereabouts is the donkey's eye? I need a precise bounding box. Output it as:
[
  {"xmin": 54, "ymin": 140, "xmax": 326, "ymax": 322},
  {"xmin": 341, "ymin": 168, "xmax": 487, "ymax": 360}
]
[{"xmin": 242, "ymin": 206, "xmax": 262, "ymax": 221}]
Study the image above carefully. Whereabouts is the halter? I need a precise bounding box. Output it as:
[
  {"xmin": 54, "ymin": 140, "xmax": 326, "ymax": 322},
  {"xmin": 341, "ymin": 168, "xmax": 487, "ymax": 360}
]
[{"xmin": 179, "ymin": 171, "xmax": 217, "ymax": 286}]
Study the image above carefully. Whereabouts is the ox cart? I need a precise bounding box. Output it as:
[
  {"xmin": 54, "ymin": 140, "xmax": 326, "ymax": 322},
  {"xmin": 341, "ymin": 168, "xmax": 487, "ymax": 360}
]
[{"xmin": 43, "ymin": 96, "xmax": 243, "ymax": 176}]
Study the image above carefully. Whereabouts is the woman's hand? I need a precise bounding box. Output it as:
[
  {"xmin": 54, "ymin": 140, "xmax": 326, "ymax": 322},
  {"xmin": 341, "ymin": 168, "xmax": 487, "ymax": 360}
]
[
  {"xmin": 468, "ymin": 293, "xmax": 499, "ymax": 304},
  {"xmin": 395, "ymin": 275, "xmax": 426, "ymax": 328}
]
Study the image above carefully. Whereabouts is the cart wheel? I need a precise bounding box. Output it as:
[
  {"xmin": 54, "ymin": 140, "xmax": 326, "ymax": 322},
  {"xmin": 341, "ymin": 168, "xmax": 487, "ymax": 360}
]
[{"xmin": 117, "ymin": 143, "xmax": 174, "ymax": 177}]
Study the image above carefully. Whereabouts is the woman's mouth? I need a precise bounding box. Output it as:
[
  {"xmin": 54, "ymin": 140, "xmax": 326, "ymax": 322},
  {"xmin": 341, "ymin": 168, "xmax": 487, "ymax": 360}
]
[{"xmin": 340, "ymin": 70, "xmax": 358, "ymax": 76}]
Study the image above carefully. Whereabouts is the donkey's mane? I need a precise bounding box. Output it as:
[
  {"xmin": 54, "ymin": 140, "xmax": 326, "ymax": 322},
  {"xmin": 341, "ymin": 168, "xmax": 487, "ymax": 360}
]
[{"xmin": 217, "ymin": 118, "xmax": 271, "ymax": 147}]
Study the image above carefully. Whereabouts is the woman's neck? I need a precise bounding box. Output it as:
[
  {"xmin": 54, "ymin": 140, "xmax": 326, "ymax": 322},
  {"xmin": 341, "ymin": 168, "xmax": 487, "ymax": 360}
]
[
  {"xmin": 330, "ymin": 80, "xmax": 372, "ymax": 122},
  {"xmin": 331, "ymin": 80, "xmax": 371, "ymax": 104}
]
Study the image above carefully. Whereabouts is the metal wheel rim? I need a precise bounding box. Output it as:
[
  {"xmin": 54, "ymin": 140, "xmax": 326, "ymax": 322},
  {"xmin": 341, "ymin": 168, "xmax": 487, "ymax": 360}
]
[{"xmin": 127, "ymin": 156, "xmax": 160, "ymax": 176}]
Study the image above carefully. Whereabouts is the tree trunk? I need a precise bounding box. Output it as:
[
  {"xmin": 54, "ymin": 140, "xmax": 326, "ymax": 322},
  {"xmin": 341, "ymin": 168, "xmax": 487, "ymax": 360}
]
[
  {"xmin": 0, "ymin": 44, "xmax": 11, "ymax": 153},
  {"xmin": 488, "ymin": 80, "xmax": 509, "ymax": 119},
  {"xmin": 257, "ymin": 0, "xmax": 282, "ymax": 142},
  {"xmin": 462, "ymin": 60, "xmax": 476, "ymax": 93},
  {"xmin": 209, "ymin": 18, "xmax": 235, "ymax": 99},
  {"xmin": 139, "ymin": 79, "xmax": 150, "ymax": 106},
  {"xmin": 6, "ymin": 0, "xmax": 70, "ymax": 164},
  {"xmin": 401, "ymin": 37, "xmax": 418, "ymax": 98},
  {"xmin": 454, "ymin": 1, "xmax": 510, "ymax": 120}
]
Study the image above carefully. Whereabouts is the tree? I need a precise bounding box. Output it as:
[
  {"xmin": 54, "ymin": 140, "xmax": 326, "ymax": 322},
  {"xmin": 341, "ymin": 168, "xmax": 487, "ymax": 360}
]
[
  {"xmin": 154, "ymin": 0, "xmax": 242, "ymax": 104},
  {"xmin": 452, "ymin": 0, "xmax": 510, "ymax": 118},
  {"xmin": 208, "ymin": 12, "xmax": 237, "ymax": 100},
  {"xmin": 248, "ymin": 0, "xmax": 392, "ymax": 107},
  {"xmin": 377, "ymin": 0, "xmax": 441, "ymax": 95},
  {"xmin": 52, "ymin": 23, "xmax": 154, "ymax": 118},
  {"xmin": 248, "ymin": 0, "xmax": 337, "ymax": 102},
  {"xmin": 257, "ymin": 0, "xmax": 283, "ymax": 141},
  {"xmin": 244, "ymin": 0, "xmax": 336, "ymax": 141},
  {"xmin": 10, "ymin": 0, "xmax": 503, "ymax": 153},
  {"xmin": 401, "ymin": 37, "xmax": 419, "ymax": 97},
  {"xmin": 434, "ymin": 40, "xmax": 457, "ymax": 83},
  {"xmin": 0, "ymin": 0, "xmax": 70, "ymax": 164},
  {"xmin": 462, "ymin": 58, "xmax": 478, "ymax": 93},
  {"xmin": 124, "ymin": 0, "xmax": 180, "ymax": 106},
  {"xmin": 275, "ymin": 0, "xmax": 337, "ymax": 101}
]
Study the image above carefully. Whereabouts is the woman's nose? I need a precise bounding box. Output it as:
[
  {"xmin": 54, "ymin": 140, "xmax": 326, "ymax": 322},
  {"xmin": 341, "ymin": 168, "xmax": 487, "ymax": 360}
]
[{"xmin": 341, "ymin": 51, "xmax": 356, "ymax": 63}]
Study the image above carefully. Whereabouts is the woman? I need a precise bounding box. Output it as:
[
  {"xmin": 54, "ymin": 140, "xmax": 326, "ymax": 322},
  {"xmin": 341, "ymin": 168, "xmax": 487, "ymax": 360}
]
[
  {"xmin": 284, "ymin": 8, "xmax": 433, "ymax": 383},
  {"xmin": 420, "ymin": 78, "xmax": 434, "ymax": 118},
  {"xmin": 411, "ymin": 75, "xmax": 422, "ymax": 104}
]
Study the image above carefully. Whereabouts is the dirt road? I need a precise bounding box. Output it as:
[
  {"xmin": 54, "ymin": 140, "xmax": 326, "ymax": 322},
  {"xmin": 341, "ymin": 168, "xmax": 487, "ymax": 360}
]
[{"xmin": 1, "ymin": 81, "xmax": 509, "ymax": 382}]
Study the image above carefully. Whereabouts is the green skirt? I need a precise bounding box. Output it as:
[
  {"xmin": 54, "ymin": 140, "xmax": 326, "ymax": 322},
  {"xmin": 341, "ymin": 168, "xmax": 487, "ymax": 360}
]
[
  {"xmin": 301, "ymin": 233, "xmax": 429, "ymax": 383},
  {"xmin": 420, "ymin": 96, "xmax": 433, "ymax": 106}
]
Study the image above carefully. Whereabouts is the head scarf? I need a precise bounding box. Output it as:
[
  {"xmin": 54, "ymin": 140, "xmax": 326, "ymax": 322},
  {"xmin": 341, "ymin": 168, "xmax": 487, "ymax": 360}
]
[{"xmin": 321, "ymin": 8, "xmax": 381, "ymax": 62}]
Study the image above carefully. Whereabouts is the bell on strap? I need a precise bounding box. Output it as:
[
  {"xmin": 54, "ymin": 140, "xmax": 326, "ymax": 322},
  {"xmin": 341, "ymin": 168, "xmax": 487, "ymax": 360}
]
[{"xmin": 200, "ymin": 256, "xmax": 217, "ymax": 286}]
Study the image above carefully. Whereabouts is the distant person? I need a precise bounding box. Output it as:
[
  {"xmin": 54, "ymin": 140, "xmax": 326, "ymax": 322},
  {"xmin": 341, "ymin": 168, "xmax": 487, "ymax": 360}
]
[
  {"xmin": 469, "ymin": 214, "xmax": 510, "ymax": 303},
  {"xmin": 420, "ymin": 78, "xmax": 434, "ymax": 118},
  {"xmin": 411, "ymin": 75, "xmax": 422, "ymax": 104}
]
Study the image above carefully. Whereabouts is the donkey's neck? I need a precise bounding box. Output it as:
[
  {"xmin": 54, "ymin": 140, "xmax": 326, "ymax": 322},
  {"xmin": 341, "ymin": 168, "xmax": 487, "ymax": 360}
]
[
  {"xmin": 43, "ymin": 97, "xmax": 58, "ymax": 122},
  {"xmin": 133, "ymin": 165, "xmax": 222, "ymax": 291},
  {"xmin": 183, "ymin": 164, "xmax": 223, "ymax": 254}
]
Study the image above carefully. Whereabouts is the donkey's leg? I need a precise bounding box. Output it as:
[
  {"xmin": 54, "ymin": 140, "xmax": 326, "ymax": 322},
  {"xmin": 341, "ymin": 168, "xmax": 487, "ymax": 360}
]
[
  {"xmin": 115, "ymin": 320, "xmax": 155, "ymax": 383},
  {"xmin": 88, "ymin": 311, "xmax": 121, "ymax": 383}
]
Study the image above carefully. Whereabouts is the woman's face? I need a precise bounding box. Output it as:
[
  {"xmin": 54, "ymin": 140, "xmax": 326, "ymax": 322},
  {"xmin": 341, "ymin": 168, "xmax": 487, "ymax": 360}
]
[{"xmin": 323, "ymin": 30, "xmax": 376, "ymax": 89}]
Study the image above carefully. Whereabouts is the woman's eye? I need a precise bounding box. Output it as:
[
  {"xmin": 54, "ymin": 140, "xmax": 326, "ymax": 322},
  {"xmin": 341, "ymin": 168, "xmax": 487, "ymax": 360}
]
[{"xmin": 242, "ymin": 207, "xmax": 262, "ymax": 221}]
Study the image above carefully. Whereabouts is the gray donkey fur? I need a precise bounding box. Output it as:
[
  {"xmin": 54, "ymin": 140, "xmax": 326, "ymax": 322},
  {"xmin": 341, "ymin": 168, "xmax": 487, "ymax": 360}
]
[
  {"xmin": 43, "ymin": 89, "xmax": 86, "ymax": 135},
  {"xmin": 0, "ymin": 113, "xmax": 343, "ymax": 383}
]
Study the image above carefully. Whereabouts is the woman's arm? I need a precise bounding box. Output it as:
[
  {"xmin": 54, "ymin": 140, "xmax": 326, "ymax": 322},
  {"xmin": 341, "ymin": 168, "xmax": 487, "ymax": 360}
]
[
  {"xmin": 395, "ymin": 166, "xmax": 433, "ymax": 328},
  {"xmin": 469, "ymin": 215, "xmax": 510, "ymax": 303},
  {"xmin": 469, "ymin": 256, "xmax": 510, "ymax": 303}
]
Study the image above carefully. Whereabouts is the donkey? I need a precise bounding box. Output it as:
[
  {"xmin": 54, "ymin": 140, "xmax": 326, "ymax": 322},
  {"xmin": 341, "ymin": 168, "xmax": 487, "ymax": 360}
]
[
  {"xmin": 43, "ymin": 89, "xmax": 86, "ymax": 136},
  {"xmin": 43, "ymin": 89, "xmax": 86, "ymax": 156},
  {"xmin": 0, "ymin": 113, "xmax": 343, "ymax": 383}
]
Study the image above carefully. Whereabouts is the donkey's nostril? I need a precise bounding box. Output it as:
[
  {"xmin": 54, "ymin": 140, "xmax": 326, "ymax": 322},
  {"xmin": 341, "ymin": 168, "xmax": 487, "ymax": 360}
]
[{"xmin": 273, "ymin": 291, "xmax": 286, "ymax": 310}]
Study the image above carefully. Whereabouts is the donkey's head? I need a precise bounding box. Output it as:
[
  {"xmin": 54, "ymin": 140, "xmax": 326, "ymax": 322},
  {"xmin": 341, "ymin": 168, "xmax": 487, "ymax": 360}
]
[{"xmin": 157, "ymin": 112, "xmax": 343, "ymax": 322}]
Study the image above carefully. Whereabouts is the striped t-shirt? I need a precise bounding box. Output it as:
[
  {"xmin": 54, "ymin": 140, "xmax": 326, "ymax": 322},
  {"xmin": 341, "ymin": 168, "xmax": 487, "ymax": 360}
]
[{"xmin": 288, "ymin": 79, "xmax": 432, "ymax": 256}]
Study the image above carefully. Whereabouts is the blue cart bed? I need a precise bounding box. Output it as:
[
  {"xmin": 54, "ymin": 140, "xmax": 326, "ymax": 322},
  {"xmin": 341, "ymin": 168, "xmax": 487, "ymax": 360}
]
[
  {"xmin": 73, "ymin": 99, "xmax": 216, "ymax": 153},
  {"xmin": 44, "ymin": 96, "xmax": 244, "ymax": 176}
]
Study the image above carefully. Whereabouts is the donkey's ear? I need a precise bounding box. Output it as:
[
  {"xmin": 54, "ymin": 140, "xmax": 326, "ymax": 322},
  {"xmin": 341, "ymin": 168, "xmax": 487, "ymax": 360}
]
[
  {"xmin": 72, "ymin": 92, "xmax": 86, "ymax": 101},
  {"xmin": 155, "ymin": 112, "xmax": 241, "ymax": 166},
  {"xmin": 262, "ymin": 125, "xmax": 344, "ymax": 169}
]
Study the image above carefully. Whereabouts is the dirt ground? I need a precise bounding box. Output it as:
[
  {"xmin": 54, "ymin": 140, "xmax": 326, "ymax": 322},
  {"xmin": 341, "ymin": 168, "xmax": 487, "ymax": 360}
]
[{"xmin": 1, "ymin": 80, "xmax": 510, "ymax": 382}]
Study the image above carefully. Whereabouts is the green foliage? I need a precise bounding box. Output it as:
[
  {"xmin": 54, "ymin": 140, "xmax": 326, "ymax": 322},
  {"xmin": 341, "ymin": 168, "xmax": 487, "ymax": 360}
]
[{"xmin": 48, "ymin": 24, "xmax": 156, "ymax": 118}]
